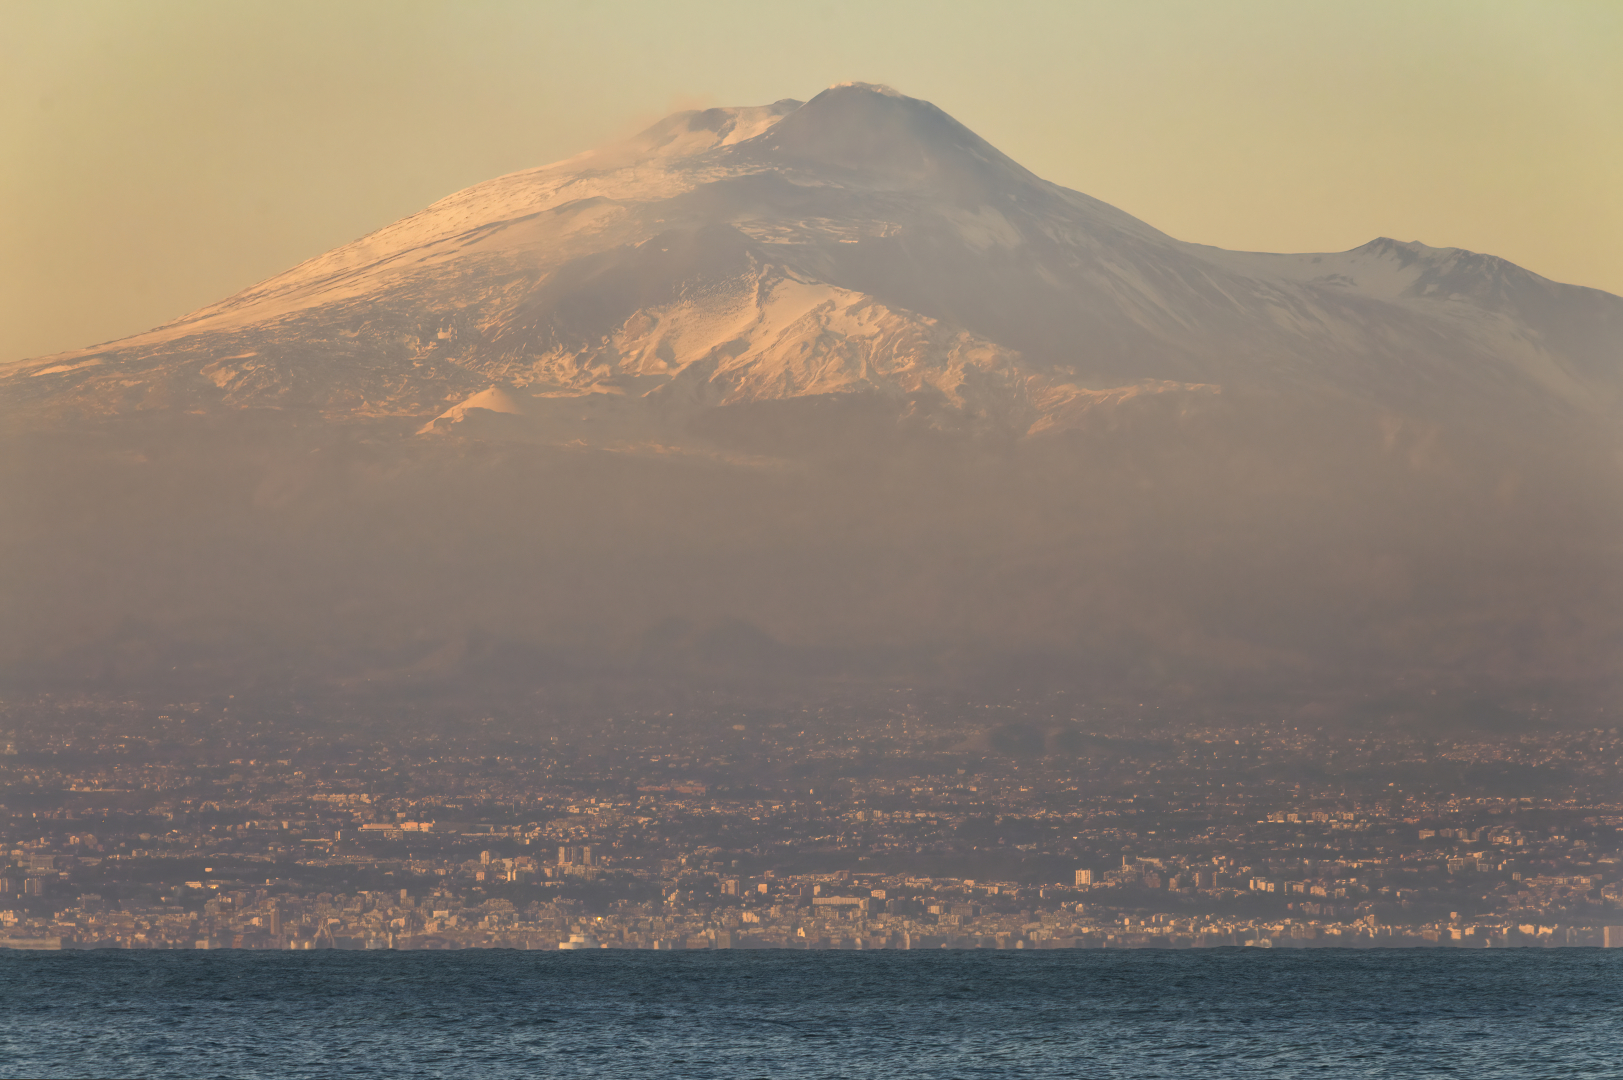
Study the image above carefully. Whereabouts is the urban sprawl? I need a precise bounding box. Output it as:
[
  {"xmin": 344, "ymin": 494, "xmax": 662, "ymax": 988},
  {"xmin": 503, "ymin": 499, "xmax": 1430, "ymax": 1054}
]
[{"xmin": 2, "ymin": 693, "xmax": 1620, "ymax": 952}]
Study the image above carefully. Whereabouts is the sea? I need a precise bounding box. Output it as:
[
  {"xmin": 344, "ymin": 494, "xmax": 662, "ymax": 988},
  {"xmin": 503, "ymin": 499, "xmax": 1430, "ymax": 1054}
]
[{"xmin": 0, "ymin": 949, "xmax": 1617, "ymax": 1078}]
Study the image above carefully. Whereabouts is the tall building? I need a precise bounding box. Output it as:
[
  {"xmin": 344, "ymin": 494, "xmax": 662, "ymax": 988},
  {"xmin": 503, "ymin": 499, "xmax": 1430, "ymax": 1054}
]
[
  {"xmin": 558, "ymin": 846, "xmax": 597, "ymax": 874},
  {"xmin": 1075, "ymin": 869, "xmax": 1095, "ymax": 886},
  {"xmin": 1605, "ymin": 926, "xmax": 1623, "ymax": 949}
]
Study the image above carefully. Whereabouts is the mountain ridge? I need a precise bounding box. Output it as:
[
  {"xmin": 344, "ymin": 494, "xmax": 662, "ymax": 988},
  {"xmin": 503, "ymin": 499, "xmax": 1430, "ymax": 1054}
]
[
  {"xmin": 9, "ymin": 82, "xmax": 1618, "ymax": 437},
  {"xmin": 2, "ymin": 84, "xmax": 1619, "ymax": 702}
]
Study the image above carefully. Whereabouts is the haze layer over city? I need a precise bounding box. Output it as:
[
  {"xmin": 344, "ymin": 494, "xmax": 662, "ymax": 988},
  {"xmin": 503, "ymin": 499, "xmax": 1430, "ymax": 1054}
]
[{"xmin": 3, "ymin": 5, "xmax": 1621, "ymax": 954}]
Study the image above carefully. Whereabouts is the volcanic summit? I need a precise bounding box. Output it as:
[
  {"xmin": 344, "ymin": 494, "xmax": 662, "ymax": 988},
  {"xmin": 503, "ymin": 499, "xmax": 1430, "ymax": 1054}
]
[{"xmin": 3, "ymin": 84, "xmax": 1620, "ymax": 703}]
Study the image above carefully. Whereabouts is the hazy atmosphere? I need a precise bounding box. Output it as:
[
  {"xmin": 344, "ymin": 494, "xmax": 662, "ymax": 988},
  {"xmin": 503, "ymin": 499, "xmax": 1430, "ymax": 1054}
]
[
  {"xmin": 4, "ymin": 2, "xmax": 1623, "ymax": 710},
  {"xmin": 3, "ymin": 5, "xmax": 1623, "ymax": 1065},
  {"xmin": 5, "ymin": 0, "xmax": 1620, "ymax": 362}
]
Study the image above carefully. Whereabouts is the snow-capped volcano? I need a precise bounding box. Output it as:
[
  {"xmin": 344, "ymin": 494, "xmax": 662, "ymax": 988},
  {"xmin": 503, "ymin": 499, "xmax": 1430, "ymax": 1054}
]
[
  {"xmin": 9, "ymin": 82, "xmax": 1618, "ymax": 435},
  {"xmin": 2, "ymin": 85, "xmax": 1619, "ymax": 701}
]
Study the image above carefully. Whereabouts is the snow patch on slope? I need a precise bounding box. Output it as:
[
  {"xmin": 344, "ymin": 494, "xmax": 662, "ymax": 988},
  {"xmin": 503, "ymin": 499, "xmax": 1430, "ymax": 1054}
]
[
  {"xmin": 418, "ymin": 385, "xmax": 527, "ymax": 433},
  {"xmin": 1026, "ymin": 379, "xmax": 1222, "ymax": 436}
]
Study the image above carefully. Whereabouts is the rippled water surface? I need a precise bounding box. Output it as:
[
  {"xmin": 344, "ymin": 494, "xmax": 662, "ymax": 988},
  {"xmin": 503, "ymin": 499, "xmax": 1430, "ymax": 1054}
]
[{"xmin": 0, "ymin": 949, "xmax": 1618, "ymax": 1078}]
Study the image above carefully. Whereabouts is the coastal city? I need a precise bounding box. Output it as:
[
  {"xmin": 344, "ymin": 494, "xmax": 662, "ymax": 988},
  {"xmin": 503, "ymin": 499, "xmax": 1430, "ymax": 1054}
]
[{"xmin": 2, "ymin": 691, "xmax": 1620, "ymax": 951}]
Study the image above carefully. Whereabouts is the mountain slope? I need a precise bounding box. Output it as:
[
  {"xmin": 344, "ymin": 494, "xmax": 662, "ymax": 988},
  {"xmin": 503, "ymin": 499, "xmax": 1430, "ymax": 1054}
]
[
  {"xmin": 9, "ymin": 83, "xmax": 1619, "ymax": 436},
  {"xmin": 1, "ymin": 84, "xmax": 1619, "ymax": 703}
]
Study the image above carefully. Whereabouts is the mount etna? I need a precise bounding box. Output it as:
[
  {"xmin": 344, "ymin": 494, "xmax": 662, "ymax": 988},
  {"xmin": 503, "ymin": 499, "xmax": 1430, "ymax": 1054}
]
[{"xmin": 3, "ymin": 84, "xmax": 1619, "ymax": 711}]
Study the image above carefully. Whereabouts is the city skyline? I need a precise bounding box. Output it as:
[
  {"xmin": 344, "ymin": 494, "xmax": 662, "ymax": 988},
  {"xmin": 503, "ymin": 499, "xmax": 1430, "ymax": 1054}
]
[{"xmin": 3, "ymin": 692, "xmax": 1620, "ymax": 951}]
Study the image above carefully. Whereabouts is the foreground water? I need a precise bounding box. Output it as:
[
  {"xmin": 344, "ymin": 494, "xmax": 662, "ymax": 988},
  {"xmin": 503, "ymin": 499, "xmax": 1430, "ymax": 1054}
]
[{"xmin": 0, "ymin": 949, "xmax": 1617, "ymax": 1078}]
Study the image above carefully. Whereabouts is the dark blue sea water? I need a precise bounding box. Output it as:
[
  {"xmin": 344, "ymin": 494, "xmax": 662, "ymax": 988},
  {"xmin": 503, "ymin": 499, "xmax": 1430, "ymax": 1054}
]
[{"xmin": 0, "ymin": 949, "xmax": 1617, "ymax": 1078}]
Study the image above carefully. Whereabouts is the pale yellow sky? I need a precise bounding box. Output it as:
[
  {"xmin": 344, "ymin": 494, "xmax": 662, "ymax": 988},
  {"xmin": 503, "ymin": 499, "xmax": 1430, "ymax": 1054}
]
[{"xmin": 3, "ymin": 0, "xmax": 1619, "ymax": 361}]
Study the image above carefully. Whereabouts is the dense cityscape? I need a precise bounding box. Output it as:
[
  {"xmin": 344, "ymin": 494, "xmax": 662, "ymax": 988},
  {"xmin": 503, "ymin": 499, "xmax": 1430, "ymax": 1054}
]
[{"xmin": 3, "ymin": 691, "xmax": 1620, "ymax": 952}]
